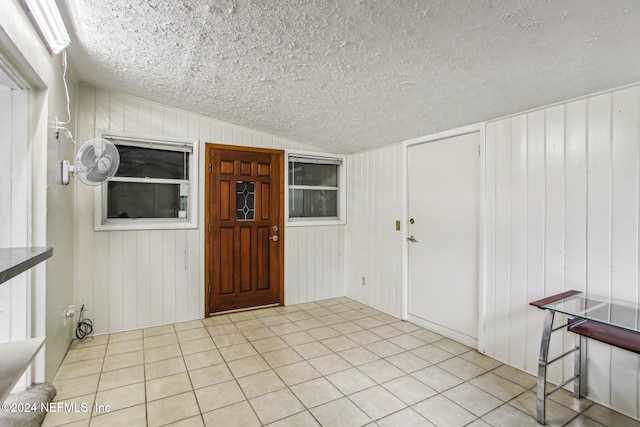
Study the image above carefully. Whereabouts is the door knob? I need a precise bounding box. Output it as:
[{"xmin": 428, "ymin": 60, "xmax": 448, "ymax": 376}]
[
  {"xmin": 407, "ymin": 235, "xmax": 419, "ymax": 243},
  {"xmin": 269, "ymin": 235, "xmax": 279, "ymax": 242}
]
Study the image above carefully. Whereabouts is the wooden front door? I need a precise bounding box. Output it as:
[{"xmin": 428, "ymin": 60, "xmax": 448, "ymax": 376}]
[{"xmin": 205, "ymin": 144, "xmax": 284, "ymax": 314}]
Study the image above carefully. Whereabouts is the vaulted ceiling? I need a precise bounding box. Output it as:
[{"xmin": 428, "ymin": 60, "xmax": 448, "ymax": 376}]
[{"xmin": 59, "ymin": 0, "xmax": 640, "ymax": 153}]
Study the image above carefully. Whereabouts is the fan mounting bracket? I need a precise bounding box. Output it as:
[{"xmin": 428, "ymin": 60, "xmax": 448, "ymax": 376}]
[{"xmin": 61, "ymin": 160, "xmax": 73, "ymax": 185}]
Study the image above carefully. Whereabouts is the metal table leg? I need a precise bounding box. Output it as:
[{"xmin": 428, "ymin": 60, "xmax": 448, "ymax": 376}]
[
  {"xmin": 574, "ymin": 334, "xmax": 584, "ymax": 398},
  {"xmin": 537, "ymin": 309, "xmax": 555, "ymax": 424}
]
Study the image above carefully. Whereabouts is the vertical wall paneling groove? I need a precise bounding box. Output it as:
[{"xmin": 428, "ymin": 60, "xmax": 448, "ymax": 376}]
[
  {"xmin": 508, "ymin": 115, "xmax": 527, "ymax": 369},
  {"xmin": 610, "ymin": 87, "xmax": 640, "ymax": 414},
  {"xmin": 75, "ymin": 85, "xmax": 343, "ymax": 333},
  {"xmin": 162, "ymin": 230, "xmax": 176, "ymax": 324},
  {"xmin": 284, "ymin": 230, "xmax": 296, "ymax": 304},
  {"xmin": 138, "ymin": 100, "xmax": 151, "ymax": 134},
  {"xmin": 563, "ymin": 99, "xmax": 588, "ymax": 379},
  {"xmin": 316, "ymin": 228, "xmax": 324, "ymax": 300},
  {"xmin": 585, "ymin": 93, "xmax": 613, "ymax": 406},
  {"xmin": 545, "ymin": 105, "xmax": 566, "ymax": 383},
  {"xmin": 484, "ymin": 122, "xmax": 497, "ymax": 356},
  {"xmin": 108, "ymin": 231, "xmax": 124, "ymax": 332},
  {"xmin": 526, "ymin": 110, "xmax": 547, "ymax": 375},
  {"xmin": 109, "ymin": 93, "xmax": 124, "ymax": 131},
  {"xmin": 187, "ymin": 227, "xmax": 201, "ymax": 320},
  {"xmin": 483, "ymin": 84, "xmax": 640, "ymax": 420},
  {"xmin": 307, "ymin": 227, "xmax": 316, "ymax": 302},
  {"xmin": 175, "ymin": 228, "xmax": 188, "ymax": 322},
  {"xmin": 124, "ymin": 96, "xmax": 138, "ymax": 132},
  {"xmin": 135, "ymin": 230, "xmax": 150, "ymax": 327},
  {"xmin": 494, "ymin": 119, "xmax": 511, "ymax": 363},
  {"xmin": 148, "ymin": 231, "xmax": 164, "ymax": 326}
]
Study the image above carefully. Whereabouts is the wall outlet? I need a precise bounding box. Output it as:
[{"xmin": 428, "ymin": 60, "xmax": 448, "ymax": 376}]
[
  {"xmin": 361, "ymin": 276, "xmax": 366, "ymax": 286},
  {"xmin": 65, "ymin": 305, "xmax": 75, "ymax": 318},
  {"xmin": 63, "ymin": 305, "xmax": 75, "ymax": 327}
]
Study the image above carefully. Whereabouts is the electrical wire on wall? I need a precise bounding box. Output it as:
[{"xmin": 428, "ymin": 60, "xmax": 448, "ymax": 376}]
[
  {"xmin": 75, "ymin": 304, "xmax": 93, "ymax": 339},
  {"xmin": 55, "ymin": 50, "xmax": 77, "ymax": 145}
]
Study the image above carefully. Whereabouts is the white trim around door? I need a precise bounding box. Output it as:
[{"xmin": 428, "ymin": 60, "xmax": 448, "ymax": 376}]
[{"xmin": 401, "ymin": 123, "xmax": 486, "ymax": 352}]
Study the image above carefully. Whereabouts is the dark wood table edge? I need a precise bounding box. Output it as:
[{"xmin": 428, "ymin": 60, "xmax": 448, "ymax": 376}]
[{"xmin": 529, "ymin": 290, "xmax": 582, "ymax": 308}]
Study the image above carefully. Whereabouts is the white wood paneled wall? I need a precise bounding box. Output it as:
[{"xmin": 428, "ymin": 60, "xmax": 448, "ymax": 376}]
[
  {"xmin": 0, "ymin": 85, "xmax": 30, "ymax": 390},
  {"xmin": 75, "ymin": 85, "xmax": 345, "ymax": 334},
  {"xmin": 285, "ymin": 226, "xmax": 345, "ymax": 305},
  {"xmin": 345, "ymin": 145, "xmax": 404, "ymax": 318},
  {"xmin": 484, "ymin": 84, "xmax": 640, "ymax": 419}
]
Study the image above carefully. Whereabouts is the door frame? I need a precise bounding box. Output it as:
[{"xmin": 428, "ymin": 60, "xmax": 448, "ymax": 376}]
[
  {"xmin": 204, "ymin": 143, "xmax": 285, "ymax": 316},
  {"xmin": 401, "ymin": 123, "xmax": 487, "ymax": 352}
]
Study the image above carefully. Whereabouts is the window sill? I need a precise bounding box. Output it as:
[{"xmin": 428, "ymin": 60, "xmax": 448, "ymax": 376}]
[
  {"xmin": 286, "ymin": 219, "xmax": 346, "ymax": 227},
  {"xmin": 95, "ymin": 219, "xmax": 198, "ymax": 231}
]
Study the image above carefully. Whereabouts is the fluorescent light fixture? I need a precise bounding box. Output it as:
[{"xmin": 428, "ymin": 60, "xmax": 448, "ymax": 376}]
[{"xmin": 24, "ymin": 0, "xmax": 71, "ymax": 54}]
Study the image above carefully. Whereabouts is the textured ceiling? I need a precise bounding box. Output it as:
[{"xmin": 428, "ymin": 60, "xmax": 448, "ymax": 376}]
[{"xmin": 59, "ymin": 0, "xmax": 640, "ymax": 153}]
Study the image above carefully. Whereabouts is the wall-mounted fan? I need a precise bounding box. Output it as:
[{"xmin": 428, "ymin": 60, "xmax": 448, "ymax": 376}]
[{"xmin": 62, "ymin": 138, "xmax": 120, "ymax": 186}]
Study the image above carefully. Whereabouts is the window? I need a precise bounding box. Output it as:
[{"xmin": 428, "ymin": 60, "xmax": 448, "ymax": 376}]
[
  {"xmin": 286, "ymin": 151, "xmax": 346, "ymax": 225},
  {"xmin": 95, "ymin": 131, "xmax": 198, "ymax": 230}
]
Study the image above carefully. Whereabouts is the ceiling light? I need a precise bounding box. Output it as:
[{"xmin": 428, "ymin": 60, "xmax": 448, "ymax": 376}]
[{"xmin": 24, "ymin": 0, "xmax": 71, "ymax": 54}]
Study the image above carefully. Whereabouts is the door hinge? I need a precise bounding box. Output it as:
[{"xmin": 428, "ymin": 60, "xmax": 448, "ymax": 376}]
[
  {"xmin": 208, "ymin": 163, "xmax": 212, "ymax": 173},
  {"xmin": 478, "ymin": 145, "xmax": 481, "ymax": 156},
  {"xmin": 208, "ymin": 283, "xmax": 211, "ymax": 294},
  {"xmin": 208, "ymin": 224, "xmax": 212, "ymax": 233}
]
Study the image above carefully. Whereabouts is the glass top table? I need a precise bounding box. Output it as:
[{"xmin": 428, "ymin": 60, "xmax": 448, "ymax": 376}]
[
  {"xmin": 530, "ymin": 290, "xmax": 640, "ymax": 424},
  {"xmin": 539, "ymin": 291, "xmax": 640, "ymax": 334}
]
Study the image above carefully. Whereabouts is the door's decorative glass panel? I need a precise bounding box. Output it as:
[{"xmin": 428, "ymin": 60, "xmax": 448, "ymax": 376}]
[{"xmin": 236, "ymin": 181, "xmax": 255, "ymax": 221}]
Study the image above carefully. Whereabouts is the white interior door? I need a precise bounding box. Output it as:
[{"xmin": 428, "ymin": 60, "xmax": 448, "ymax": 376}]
[{"xmin": 407, "ymin": 131, "xmax": 480, "ymax": 347}]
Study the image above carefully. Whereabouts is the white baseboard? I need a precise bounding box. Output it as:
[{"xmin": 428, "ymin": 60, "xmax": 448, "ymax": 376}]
[{"xmin": 407, "ymin": 314, "xmax": 478, "ymax": 349}]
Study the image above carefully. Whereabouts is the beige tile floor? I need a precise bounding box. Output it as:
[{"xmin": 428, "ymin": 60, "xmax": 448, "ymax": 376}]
[{"xmin": 42, "ymin": 297, "xmax": 640, "ymax": 427}]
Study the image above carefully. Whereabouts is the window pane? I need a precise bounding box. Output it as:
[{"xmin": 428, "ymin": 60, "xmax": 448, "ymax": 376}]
[
  {"xmin": 107, "ymin": 181, "xmax": 186, "ymax": 219},
  {"xmin": 116, "ymin": 145, "xmax": 189, "ymax": 179},
  {"xmin": 236, "ymin": 181, "xmax": 255, "ymax": 221},
  {"xmin": 288, "ymin": 162, "xmax": 337, "ymax": 186},
  {"xmin": 289, "ymin": 189, "xmax": 338, "ymax": 218}
]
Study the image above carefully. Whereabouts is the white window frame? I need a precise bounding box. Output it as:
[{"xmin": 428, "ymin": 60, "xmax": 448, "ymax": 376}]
[
  {"xmin": 94, "ymin": 130, "xmax": 199, "ymax": 231},
  {"xmin": 285, "ymin": 149, "xmax": 346, "ymax": 226}
]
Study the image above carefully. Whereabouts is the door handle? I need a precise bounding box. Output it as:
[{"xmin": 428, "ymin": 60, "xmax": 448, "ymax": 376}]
[
  {"xmin": 269, "ymin": 235, "xmax": 279, "ymax": 242},
  {"xmin": 407, "ymin": 235, "xmax": 419, "ymax": 243}
]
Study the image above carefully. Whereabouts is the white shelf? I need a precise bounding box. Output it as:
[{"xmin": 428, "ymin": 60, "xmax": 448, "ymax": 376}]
[{"xmin": 0, "ymin": 337, "xmax": 46, "ymax": 402}]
